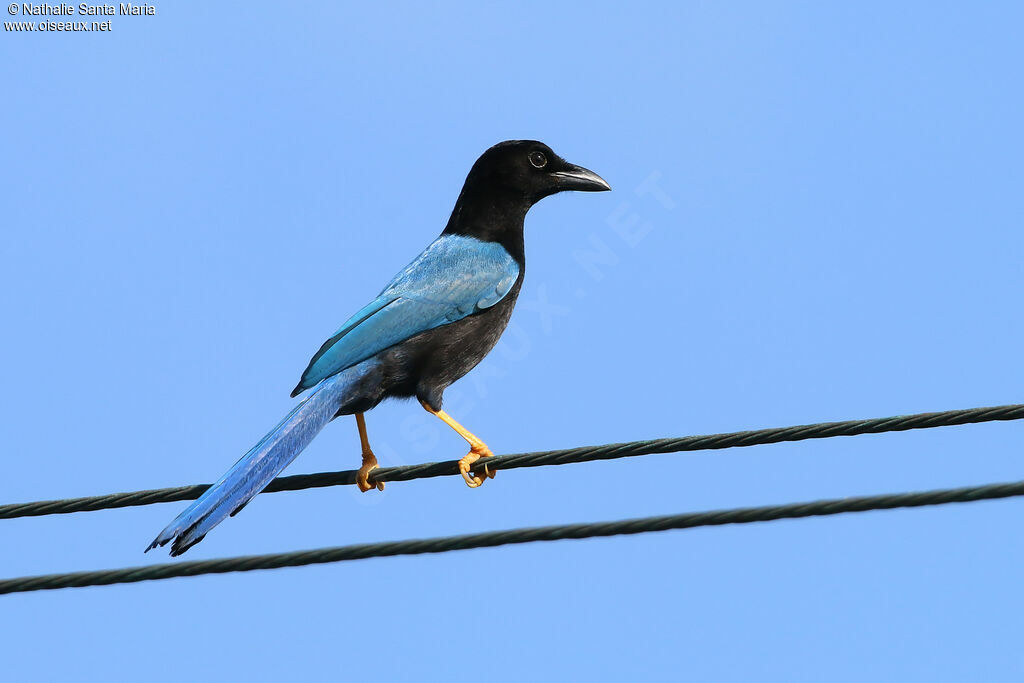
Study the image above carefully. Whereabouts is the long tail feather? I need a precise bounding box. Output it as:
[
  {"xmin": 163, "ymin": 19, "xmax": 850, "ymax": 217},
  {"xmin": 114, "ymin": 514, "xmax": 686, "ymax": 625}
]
[{"xmin": 147, "ymin": 361, "xmax": 374, "ymax": 556}]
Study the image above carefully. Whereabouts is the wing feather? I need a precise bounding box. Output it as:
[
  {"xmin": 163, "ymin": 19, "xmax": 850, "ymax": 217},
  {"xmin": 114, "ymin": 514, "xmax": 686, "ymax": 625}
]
[{"xmin": 292, "ymin": 235, "xmax": 519, "ymax": 394}]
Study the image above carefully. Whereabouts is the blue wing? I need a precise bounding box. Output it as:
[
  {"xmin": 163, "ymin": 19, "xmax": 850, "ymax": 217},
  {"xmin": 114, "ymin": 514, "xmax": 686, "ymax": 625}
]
[{"xmin": 292, "ymin": 234, "xmax": 519, "ymax": 395}]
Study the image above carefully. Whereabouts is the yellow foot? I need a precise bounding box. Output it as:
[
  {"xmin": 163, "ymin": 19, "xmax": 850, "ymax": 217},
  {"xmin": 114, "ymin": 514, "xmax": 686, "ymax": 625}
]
[
  {"xmin": 458, "ymin": 444, "xmax": 496, "ymax": 488},
  {"xmin": 356, "ymin": 455, "xmax": 385, "ymax": 493}
]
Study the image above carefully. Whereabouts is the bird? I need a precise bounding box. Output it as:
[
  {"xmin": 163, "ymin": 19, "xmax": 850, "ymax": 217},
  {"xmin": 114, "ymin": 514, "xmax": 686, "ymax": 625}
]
[{"xmin": 147, "ymin": 140, "xmax": 610, "ymax": 556}]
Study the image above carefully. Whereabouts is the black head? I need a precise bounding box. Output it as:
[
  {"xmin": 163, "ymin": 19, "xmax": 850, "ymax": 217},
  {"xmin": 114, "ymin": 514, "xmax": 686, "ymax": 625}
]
[
  {"xmin": 443, "ymin": 140, "xmax": 610, "ymax": 257},
  {"xmin": 463, "ymin": 140, "xmax": 611, "ymax": 204}
]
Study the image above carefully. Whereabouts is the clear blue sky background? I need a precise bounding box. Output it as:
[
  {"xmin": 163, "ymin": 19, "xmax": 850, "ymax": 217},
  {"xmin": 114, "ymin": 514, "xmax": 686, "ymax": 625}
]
[{"xmin": 2, "ymin": 2, "xmax": 1023, "ymax": 680}]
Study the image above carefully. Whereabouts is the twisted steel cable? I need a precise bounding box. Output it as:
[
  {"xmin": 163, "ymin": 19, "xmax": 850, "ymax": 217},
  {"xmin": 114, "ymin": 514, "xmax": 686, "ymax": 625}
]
[
  {"xmin": 2, "ymin": 477, "xmax": 1023, "ymax": 595},
  {"xmin": 2, "ymin": 403, "xmax": 1022, "ymax": 520}
]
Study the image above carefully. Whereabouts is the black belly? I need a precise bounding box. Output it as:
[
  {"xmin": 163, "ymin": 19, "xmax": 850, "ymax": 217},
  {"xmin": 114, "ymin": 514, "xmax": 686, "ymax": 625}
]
[{"xmin": 333, "ymin": 277, "xmax": 523, "ymax": 416}]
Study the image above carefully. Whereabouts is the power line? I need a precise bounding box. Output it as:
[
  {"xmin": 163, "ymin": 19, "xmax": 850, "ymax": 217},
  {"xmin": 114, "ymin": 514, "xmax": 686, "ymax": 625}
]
[
  {"xmin": 3, "ymin": 477, "xmax": 1023, "ymax": 595},
  {"xmin": 2, "ymin": 403, "xmax": 1022, "ymax": 520}
]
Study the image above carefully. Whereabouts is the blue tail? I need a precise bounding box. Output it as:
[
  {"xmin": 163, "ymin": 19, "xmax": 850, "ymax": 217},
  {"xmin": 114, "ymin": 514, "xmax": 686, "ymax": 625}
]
[{"xmin": 147, "ymin": 360, "xmax": 376, "ymax": 556}]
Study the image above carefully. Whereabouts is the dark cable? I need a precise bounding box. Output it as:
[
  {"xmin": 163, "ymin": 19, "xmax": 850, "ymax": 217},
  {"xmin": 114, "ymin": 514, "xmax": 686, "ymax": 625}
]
[
  {"xmin": 3, "ymin": 477, "xmax": 1023, "ymax": 595},
  {"xmin": 2, "ymin": 403, "xmax": 1022, "ymax": 520}
]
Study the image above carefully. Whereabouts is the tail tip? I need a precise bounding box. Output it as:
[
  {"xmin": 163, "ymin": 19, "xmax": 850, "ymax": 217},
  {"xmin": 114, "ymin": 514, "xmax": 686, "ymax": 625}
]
[
  {"xmin": 169, "ymin": 533, "xmax": 205, "ymax": 557},
  {"xmin": 145, "ymin": 536, "xmax": 167, "ymax": 554}
]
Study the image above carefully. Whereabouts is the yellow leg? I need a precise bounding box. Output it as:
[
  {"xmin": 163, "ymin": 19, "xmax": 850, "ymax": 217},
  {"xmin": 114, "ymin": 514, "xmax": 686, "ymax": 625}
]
[
  {"xmin": 355, "ymin": 413, "xmax": 384, "ymax": 492},
  {"xmin": 420, "ymin": 400, "xmax": 496, "ymax": 488}
]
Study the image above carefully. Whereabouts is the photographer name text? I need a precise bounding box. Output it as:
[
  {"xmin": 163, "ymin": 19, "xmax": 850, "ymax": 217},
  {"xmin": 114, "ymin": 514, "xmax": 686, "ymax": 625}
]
[{"xmin": 17, "ymin": 3, "xmax": 154, "ymax": 16}]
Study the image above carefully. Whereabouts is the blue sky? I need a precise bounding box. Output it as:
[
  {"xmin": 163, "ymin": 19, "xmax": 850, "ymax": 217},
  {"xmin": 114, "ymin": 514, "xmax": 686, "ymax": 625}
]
[{"xmin": 2, "ymin": 2, "xmax": 1023, "ymax": 680}]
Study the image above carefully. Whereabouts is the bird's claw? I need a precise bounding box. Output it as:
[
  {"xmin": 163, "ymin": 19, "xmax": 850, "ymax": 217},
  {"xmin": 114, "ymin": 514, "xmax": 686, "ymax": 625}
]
[
  {"xmin": 356, "ymin": 458, "xmax": 384, "ymax": 492},
  {"xmin": 458, "ymin": 444, "xmax": 496, "ymax": 488}
]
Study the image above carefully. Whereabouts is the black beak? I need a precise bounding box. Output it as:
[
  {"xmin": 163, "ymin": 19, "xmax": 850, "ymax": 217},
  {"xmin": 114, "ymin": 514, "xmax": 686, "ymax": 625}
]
[{"xmin": 551, "ymin": 163, "xmax": 611, "ymax": 192}]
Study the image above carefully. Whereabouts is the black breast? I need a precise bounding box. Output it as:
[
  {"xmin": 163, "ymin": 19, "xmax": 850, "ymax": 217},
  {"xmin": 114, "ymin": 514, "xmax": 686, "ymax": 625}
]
[{"xmin": 334, "ymin": 275, "xmax": 524, "ymax": 415}]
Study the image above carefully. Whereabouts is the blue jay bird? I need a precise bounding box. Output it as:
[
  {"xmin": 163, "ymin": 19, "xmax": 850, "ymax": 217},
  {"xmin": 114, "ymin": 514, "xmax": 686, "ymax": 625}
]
[{"xmin": 148, "ymin": 140, "xmax": 610, "ymax": 556}]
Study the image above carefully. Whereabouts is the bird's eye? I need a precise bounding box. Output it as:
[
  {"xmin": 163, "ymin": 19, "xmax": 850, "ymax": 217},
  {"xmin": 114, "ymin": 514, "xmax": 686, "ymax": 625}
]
[{"xmin": 529, "ymin": 151, "xmax": 548, "ymax": 169}]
